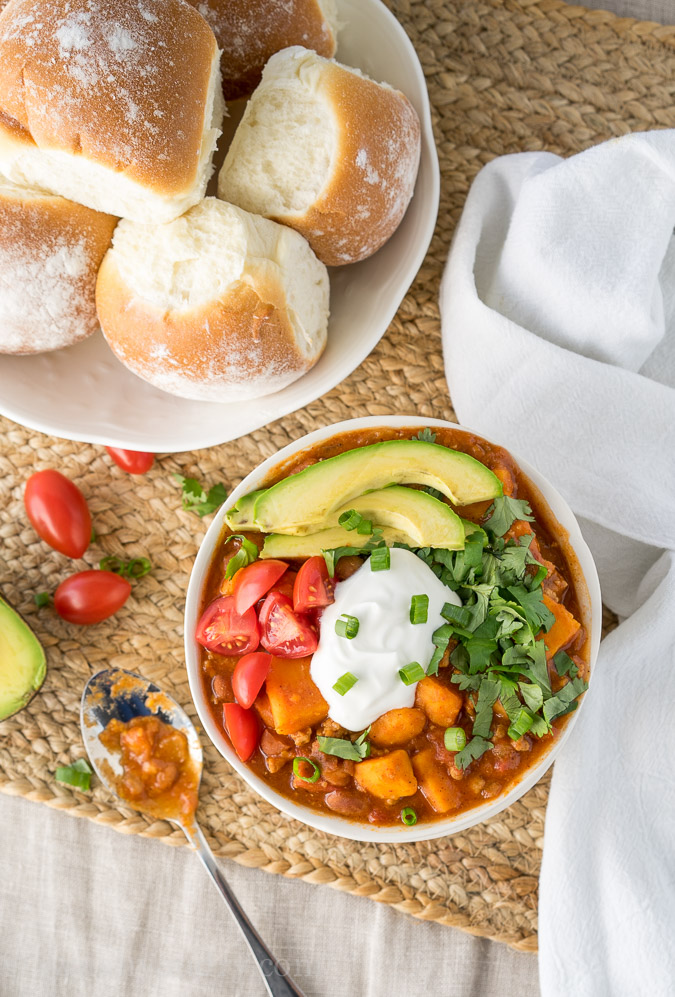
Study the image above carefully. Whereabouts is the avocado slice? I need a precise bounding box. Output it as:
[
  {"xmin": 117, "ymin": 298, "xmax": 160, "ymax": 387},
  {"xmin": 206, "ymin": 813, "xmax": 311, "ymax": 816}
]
[
  {"xmin": 252, "ymin": 440, "xmax": 502, "ymax": 534},
  {"xmin": 260, "ymin": 525, "xmax": 418, "ymax": 559},
  {"xmin": 0, "ymin": 595, "xmax": 47, "ymax": 722},
  {"xmin": 225, "ymin": 489, "xmax": 266, "ymax": 530}
]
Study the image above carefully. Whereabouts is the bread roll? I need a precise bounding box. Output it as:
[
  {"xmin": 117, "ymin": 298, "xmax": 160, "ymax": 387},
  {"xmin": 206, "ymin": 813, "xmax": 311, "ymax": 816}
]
[
  {"xmin": 188, "ymin": 0, "xmax": 338, "ymax": 101},
  {"xmin": 96, "ymin": 198, "xmax": 329, "ymax": 402},
  {"xmin": 217, "ymin": 47, "xmax": 421, "ymax": 266},
  {"xmin": 0, "ymin": 175, "xmax": 117, "ymax": 354},
  {"xmin": 0, "ymin": 0, "xmax": 224, "ymax": 223}
]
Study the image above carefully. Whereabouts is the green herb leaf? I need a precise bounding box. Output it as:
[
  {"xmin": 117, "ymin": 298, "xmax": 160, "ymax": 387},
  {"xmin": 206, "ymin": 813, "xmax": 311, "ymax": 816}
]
[
  {"xmin": 507, "ymin": 584, "xmax": 556, "ymax": 633},
  {"xmin": 424, "ymin": 487, "xmax": 445, "ymax": 500},
  {"xmin": 55, "ymin": 758, "xmax": 93, "ymax": 791},
  {"xmin": 484, "ymin": 496, "xmax": 535, "ymax": 537},
  {"xmin": 99, "ymin": 556, "xmax": 152, "ymax": 580},
  {"xmin": 519, "ymin": 681, "xmax": 544, "ymax": 713},
  {"xmin": 411, "ymin": 428, "xmax": 437, "ymax": 443},
  {"xmin": 553, "ymin": 650, "xmax": 579, "ymax": 678},
  {"xmin": 472, "ymin": 678, "xmax": 501, "ymax": 737},
  {"xmin": 451, "ymin": 672, "xmax": 482, "ymax": 691},
  {"xmin": 34, "ymin": 592, "xmax": 51, "ymax": 608},
  {"xmin": 543, "ymin": 677, "xmax": 588, "ymax": 723},
  {"xmin": 454, "ymin": 736, "xmax": 494, "ymax": 770},
  {"xmin": 224, "ymin": 535, "xmax": 259, "ymax": 580},
  {"xmin": 427, "ymin": 623, "xmax": 455, "ymax": 676},
  {"xmin": 322, "ymin": 530, "xmax": 385, "ymax": 576},
  {"xmin": 498, "ymin": 677, "xmax": 522, "ymax": 722},
  {"xmin": 317, "ymin": 735, "xmax": 370, "ymax": 761},
  {"xmin": 173, "ymin": 474, "xmax": 227, "ymax": 517},
  {"xmin": 466, "ymin": 636, "xmax": 498, "ymax": 674}
]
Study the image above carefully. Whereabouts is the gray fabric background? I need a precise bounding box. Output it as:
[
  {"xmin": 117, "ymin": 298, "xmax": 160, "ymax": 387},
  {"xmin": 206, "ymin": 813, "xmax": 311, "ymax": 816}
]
[{"xmin": 1, "ymin": 2, "xmax": 671, "ymax": 995}]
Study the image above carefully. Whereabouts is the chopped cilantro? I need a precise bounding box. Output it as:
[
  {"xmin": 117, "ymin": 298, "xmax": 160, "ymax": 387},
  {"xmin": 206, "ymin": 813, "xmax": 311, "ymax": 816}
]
[
  {"xmin": 317, "ymin": 734, "xmax": 370, "ymax": 761},
  {"xmin": 411, "ymin": 428, "xmax": 437, "ymax": 443},
  {"xmin": 543, "ymin": 677, "xmax": 588, "ymax": 723},
  {"xmin": 34, "ymin": 592, "xmax": 51, "ymax": 608},
  {"xmin": 484, "ymin": 496, "xmax": 535, "ymax": 537},
  {"xmin": 174, "ymin": 474, "xmax": 227, "ymax": 517},
  {"xmin": 322, "ymin": 528, "xmax": 385, "ymax": 577},
  {"xmin": 472, "ymin": 679, "xmax": 501, "ymax": 737},
  {"xmin": 519, "ymin": 681, "xmax": 544, "ymax": 713},
  {"xmin": 507, "ymin": 584, "xmax": 556, "ymax": 633},
  {"xmin": 553, "ymin": 650, "xmax": 579, "ymax": 678},
  {"xmin": 454, "ymin": 736, "xmax": 494, "ymax": 770},
  {"xmin": 55, "ymin": 758, "xmax": 93, "ymax": 791},
  {"xmin": 224, "ymin": 535, "xmax": 259, "ymax": 580}
]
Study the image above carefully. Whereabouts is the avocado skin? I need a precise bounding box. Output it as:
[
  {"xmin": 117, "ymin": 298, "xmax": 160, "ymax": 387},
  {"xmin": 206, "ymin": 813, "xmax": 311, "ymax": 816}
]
[
  {"xmin": 252, "ymin": 439, "xmax": 503, "ymax": 534},
  {"xmin": 0, "ymin": 595, "xmax": 47, "ymax": 722}
]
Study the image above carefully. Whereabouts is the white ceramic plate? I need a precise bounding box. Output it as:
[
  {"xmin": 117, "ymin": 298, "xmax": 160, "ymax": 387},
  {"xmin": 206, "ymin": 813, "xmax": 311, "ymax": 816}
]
[
  {"xmin": 184, "ymin": 416, "xmax": 602, "ymax": 843},
  {"xmin": 0, "ymin": 1, "xmax": 440, "ymax": 452}
]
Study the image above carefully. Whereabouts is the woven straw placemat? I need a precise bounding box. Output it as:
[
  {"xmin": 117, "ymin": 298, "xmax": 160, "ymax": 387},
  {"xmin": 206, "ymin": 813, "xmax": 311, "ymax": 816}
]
[{"xmin": 1, "ymin": 0, "xmax": 673, "ymax": 952}]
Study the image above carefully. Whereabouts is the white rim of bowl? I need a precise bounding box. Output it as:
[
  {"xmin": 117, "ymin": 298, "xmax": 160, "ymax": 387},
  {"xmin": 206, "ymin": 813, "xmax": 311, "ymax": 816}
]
[{"xmin": 185, "ymin": 416, "xmax": 602, "ymax": 842}]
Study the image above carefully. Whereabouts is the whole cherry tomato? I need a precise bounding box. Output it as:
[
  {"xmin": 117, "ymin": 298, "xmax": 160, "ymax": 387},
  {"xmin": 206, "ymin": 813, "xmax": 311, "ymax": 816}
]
[
  {"xmin": 195, "ymin": 596, "xmax": 260, "ymax": 655},
  {"xmin": 105, "ymin": 447, "xmax": 155, "ymax": 474},
  {"xmin": 293, "ymin": 556, "xmax": 335, "ymax": 614},
  {"xmin": 259, "ymin": 591, "xmax": 317, "ymax": 658},
  {"xmin": 232, "ymin": 652, "xmax": 272, "ymax": 709},
  {"xmin": 223, "ymin": 702, "xmax": 260, "ymax": 761},
  {"xmin": 24, "ymin": 469, "xmax": 92, "ymax": 559},
  {"xmin": 232, "ymin": 559, "xmax": 288, "ymax": 616},
  {"xmin": 54, "ymin": 570, "xmax": 131, "ymax": 625}
]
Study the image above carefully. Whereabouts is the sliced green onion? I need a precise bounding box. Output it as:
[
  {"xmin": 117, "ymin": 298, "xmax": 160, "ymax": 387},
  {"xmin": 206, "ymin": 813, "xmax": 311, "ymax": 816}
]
[
  {"xmin": 401, "ymin": 807, "xmax": 418, "ymax": 826},
  {"xmin": 125, "ymin": 558, "xmax": 152, "ymax": 579},
  {"xmin": 333, "ymin": 672, "xmax": 358, "ymax": 696},
  {"xmin": 338, "ymin": 509, "xmax": 361, "ymax": 531},
  {"xmin": 398, "ymin": 661, "xmax": 425, "ymax": 686},
  {"xmin": 356, "ymin": 518, "xmax": 373, "ymax": 535},
  {"xmin": 444, "ymin": 727, "xmax": 467, "ymax": 751},
  {"xmin": 441, "ymin": 602, "xmax": 472, "ymax": 629},
  {"xmin": 370, "ymin": 546, "xmax": 390, "ymax": 572},
  {"xmin": 292, "ymin": 756, "xmax": 321, "ymax": 783},
  {"xmin": 507, "ymin": 708, "xmax": 534, "ymax": 740},
  {"xmin": 34, "ymin": 592, "xmax": 51, "ymax": 608},
  {"xmin": 410, "ymin": 594, "xmax": 429, "ymax": 625},
  {"xmin": 335, "ymin": 615, "xmax": 359, "ymax": 639},
  {"xmin": 55, "ymin": 758, "xmax": 93, "ymax": 791}
]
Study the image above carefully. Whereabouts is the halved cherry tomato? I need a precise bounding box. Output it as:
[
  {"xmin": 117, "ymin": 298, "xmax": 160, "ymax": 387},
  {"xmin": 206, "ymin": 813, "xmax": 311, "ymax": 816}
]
[
  {"xmin": 232, "ymin": 652, "xmax": 272, "ymax": 709},
  {"xmin": 232, "ymin": 560, "xmax": 288, "ymax": 616},
  {"xmin": 24, "ymin": 469, "xmax": 92, "ymax": 559},
  {"xmin": 54, "ymin": 570, "xmax": 131, "ymax": 625},
  {"xmin": 196, "ymin": 596, "xmax": 260, "ymax": 655},
  {"xmin": 293, "ymin": 556, "xmax": 335, "ymax": 614},
  {"xmin": 223, "ymin": 702, "xmax": 260, "ymax": 761},
  {"xmin": 259, "ymin": 591, "xmax": 317, "ymax": 658},
  {"xmin": 105, "ymin": 447, "xmax": 155, "ymax": 474}
]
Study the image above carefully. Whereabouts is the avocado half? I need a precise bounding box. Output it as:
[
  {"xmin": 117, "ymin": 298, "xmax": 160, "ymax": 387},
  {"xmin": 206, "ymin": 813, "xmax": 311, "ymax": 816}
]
[
  {"xmin": 228, "ymin": 439, "xmax": 502, "ymax": 536},
  {"xmin": 0, "ymin": 595, "xmax": 47, "ymax": 722}
]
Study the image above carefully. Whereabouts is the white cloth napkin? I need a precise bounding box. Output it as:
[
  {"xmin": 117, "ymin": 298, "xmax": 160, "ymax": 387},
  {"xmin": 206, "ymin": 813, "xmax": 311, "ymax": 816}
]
[{"xmin": 439, "ymin": 132, "xmax": 675, "ymax": 996}]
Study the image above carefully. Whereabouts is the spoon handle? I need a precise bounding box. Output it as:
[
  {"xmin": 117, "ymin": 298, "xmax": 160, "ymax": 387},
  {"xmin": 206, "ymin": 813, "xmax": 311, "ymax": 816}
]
[{"xmin": 184, "ymin": 821, "xmax": 305, "ymax": 997}]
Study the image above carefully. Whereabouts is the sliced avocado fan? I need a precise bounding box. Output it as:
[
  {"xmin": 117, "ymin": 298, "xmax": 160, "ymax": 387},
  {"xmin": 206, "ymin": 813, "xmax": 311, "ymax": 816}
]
[
  {"xmin": 260, "ymin": 525, "xmax": 416, "ymax": 560},
  {"xmin": 245, "ymin": 440, "xmax": 502, "ymax": 534},
  {"xmin": 0, "ymin": 595, "xmax": 46, "ymax": 722}
]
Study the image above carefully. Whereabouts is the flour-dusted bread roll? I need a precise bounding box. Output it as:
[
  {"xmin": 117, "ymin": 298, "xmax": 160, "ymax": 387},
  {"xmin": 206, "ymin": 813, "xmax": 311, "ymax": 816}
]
[
  {"xmin": 188, "ymin": 0, "xmax": 338, "ymax": 100},
  {"xmin": 96, "ymin": 198, "xmax": 329, "ymax": 402},
  {"xmin": 0, "ymin": 0, "xmax": 224, "ymax": 223},
  {"xmin": 217, "ymin": 47, "xmax": 421, "ymax": 266},
  {"xmin": 0, "ymin": 176, "xmax": 117, "ymax": 354}
]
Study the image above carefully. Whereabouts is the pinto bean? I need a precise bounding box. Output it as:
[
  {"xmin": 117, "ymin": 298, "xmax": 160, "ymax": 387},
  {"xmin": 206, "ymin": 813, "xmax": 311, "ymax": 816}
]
[
  {"xmin": 324, "ymin": 789, "xmax": 368, "ymax": 816},
  {"xmin": 260, "ymin": 729, "xmax": 293, "ymax": 756}
]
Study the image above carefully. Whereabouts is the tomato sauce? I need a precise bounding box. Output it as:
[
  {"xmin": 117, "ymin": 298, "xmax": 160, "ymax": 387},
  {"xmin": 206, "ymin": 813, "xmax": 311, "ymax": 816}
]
[{"xmin": 198, "ymin": 427, "xmax": 591, "ymax": 827}]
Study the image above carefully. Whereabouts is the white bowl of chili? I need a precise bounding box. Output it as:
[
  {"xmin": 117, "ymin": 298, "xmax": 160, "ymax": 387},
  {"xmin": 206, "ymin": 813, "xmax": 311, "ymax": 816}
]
[{"xmin": 184, "ymin": 417, "xmax": 601, "ymax": 842}]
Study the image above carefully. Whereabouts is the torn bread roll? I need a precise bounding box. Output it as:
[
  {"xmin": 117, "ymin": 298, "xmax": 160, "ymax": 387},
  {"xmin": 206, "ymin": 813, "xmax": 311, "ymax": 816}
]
[
  {"xmin": 0, "ymin": 0, "xmax": 224, "ymax": 223},
  {"xmin": 188, "ymin": 0, "xmax": 338, "ymax": 101},
  {"xmin": 0, "ymin": 175, "xmax": 117, "ymax": 354},
  {"xmin": 217, "ymin": 47, "xmax": 421, "ymax": 266},
  {"xmin": 96, "ymin": 198, "xmax": 329, "ymax": 402}
]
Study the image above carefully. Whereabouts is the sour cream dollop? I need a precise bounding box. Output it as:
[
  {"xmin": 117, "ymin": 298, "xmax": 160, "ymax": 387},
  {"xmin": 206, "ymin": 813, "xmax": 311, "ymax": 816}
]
[{"xmin": 310, "ymin": 547, "xmax": 462, "ymax": 731}]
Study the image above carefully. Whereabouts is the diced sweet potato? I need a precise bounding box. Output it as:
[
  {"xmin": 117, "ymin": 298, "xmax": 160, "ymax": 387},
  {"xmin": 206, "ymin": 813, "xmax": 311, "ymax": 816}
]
[
  {"xmin": 253, "ymin": 691, "xmax": 274, "ymax": 728},
  {"xmin": 412, "ymin": 748, "xmax": 462, "ymax": 814},
  {"xmin": 541, "ymin": 595, "xmax": 581, "ymax": 658},
  {"xmin": 354, "ymin": 749, "xmax": 417, "ymax": 800},
  {"xmin": 369, "ymin": 707, "xmax": 426, "ymax": 747},
  {"xmin": 265, "ymin": 657, "xmax": 328, "ymax": 735},
  {"xmin": 415, "ymin": 676, "xmax": 463, "ymax": 727}
]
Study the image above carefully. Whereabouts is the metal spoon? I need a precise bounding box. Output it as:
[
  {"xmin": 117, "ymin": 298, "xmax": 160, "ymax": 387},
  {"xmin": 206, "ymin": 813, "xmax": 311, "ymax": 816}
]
[{"xmin": 81, "ymin": 667, "xmax": 304, "ymax": 997}]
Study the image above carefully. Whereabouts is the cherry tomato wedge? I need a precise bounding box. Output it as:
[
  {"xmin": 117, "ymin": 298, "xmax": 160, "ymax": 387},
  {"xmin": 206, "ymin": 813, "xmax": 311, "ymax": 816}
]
[
  {"xmin": 232, "ymin": 559, "xmax": 288, "ymax": 616},
  {"xmin": 105, "ymin": 447, "xmax": 155, "ymax": 474},
  {"xmin": 196, "ymin": 596, "xmax": 260, "ymax": 656},
  {"xmin": 24, "ymin": 469, "xmax": 92, "ymax": 559},
  {"xmin": 232, "ymin": 652, "xmax": 272, "ymax": 709},
  {"xmin": 293, "ymin": 556, "xmax": 335, "ymax": 614},
  {"xmin": 259, "ymin": 591, "xmax": 317, "ymax": 658},
  {"xmin": 223, "ymin": 702, "xmax": 260, "ymax": 761},
  {"xmin": 54, "ymin": 570, "xmax": 131, "ymax": 625}
]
